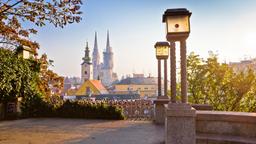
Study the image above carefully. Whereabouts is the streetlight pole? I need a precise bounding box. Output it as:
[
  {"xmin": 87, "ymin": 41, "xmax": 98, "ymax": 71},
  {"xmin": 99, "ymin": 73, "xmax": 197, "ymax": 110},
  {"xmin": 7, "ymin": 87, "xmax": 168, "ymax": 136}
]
[
  {"xmin": 164, "ymin": 59, "xmax": 168, "ymax": 96},
  {"xmin": 163, "ymin": 8, "xmax": 196, "ymax": 144},
  {"xmin": 170, "ymin": 41, "xmax": 176, "ymax": 103},
  {"xmin": 158, "ymin": 59, "xmax": 162, "ymax": 97},
  {"xmin": 154, "ymin": 41, "xmax": 170, "ymax": 124},
  {"xmin": 180, "ymin": 40, "xmax": 187, "ymax": 103}
]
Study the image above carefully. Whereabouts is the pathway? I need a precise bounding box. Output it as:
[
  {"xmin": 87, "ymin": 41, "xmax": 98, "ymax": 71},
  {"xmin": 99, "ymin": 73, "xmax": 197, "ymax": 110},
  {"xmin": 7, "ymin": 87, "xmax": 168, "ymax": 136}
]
[{"xmin": 0, "ymin": 118, "xmax": 164, "ymax": 144}]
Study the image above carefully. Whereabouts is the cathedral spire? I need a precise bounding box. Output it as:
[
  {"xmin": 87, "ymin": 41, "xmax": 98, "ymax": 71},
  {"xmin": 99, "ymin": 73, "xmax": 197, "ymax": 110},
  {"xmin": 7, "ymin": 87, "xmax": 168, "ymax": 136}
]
[
  {"xmin": 92, "ymin": 31, "xmax": 100, "ymax": 80},
  {"xmin": 93, "ymin": 31, "xmax": 100, "ymax": 62},
  {"xmin": 106, "ymin": 30, "xmax": 112, "ymax": 53},
  {"xmin": 82, "ymin": 41, "xmax": 91, "ymax": 64},
  {"xmin": 94, "ymin": 31, "xmax": 98, "ymax": 52}
]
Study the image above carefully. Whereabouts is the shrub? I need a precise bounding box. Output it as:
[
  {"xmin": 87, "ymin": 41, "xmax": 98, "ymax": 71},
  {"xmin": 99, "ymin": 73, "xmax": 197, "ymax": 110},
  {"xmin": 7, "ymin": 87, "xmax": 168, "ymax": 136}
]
[
  {"xmin": 55, "ymin": 100, "xmax": 125, "ymax": 120},
  {"xmin": 21, "ymin": 93, "xmax": 54, "ymax": 118},
  {"xmin": 21, "ymin": 96, "xmax": 125, "ymax": 120}
]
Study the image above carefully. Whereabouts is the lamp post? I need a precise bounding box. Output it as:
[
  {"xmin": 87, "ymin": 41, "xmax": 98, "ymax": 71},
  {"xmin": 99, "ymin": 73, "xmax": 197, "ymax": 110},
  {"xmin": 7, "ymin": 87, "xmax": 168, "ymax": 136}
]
[
  {"xmin": 153, "ymin": 41, "xmax": 170, "ymax": 125},
  {"xmin": 155, "ymin": 41, "xmax": 170, "ymax": 98},
  {"xmin": 163, "ymin": 8, "xmax": 196, "ymax": 144},
  {"xmin": 163, "ymin": 8, "xmax": 191, "ymax": 103}
]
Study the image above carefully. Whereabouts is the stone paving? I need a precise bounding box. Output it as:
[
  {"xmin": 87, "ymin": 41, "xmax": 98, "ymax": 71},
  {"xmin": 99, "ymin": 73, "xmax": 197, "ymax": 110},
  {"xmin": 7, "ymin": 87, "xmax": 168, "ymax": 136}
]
[{"xmin": 0, "ymin": 118, "xmax": 164, "ymax": 144}]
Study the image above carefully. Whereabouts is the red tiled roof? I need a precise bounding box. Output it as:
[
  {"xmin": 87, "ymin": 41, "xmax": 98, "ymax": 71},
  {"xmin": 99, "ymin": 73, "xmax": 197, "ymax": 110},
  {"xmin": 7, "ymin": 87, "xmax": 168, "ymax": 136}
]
[{"xmin": 89, "ymin": 80, "xmax": 108, "ymax": 94}]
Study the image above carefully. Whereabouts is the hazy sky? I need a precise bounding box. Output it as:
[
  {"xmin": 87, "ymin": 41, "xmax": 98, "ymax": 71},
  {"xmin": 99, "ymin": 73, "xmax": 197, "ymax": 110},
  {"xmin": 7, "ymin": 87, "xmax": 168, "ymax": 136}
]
[{"xmin": 34, "ymin": 0, "xmax": 256, "ymax": 78}]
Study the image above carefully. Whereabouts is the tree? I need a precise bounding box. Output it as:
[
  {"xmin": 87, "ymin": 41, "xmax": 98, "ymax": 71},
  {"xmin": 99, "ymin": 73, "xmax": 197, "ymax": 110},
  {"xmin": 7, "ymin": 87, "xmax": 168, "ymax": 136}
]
[
  {"xmin": 187, "ymin": 52, "xmax": 256, "ymax": 112},
  {"xmin": 0, "ymin": 48, "xmax": 40, "ymax": 118},
  {"xmin": 0, "ymin": 0, "xmax": 82, "ymax": 50},
  {"xmin": 187, "ymin": 52, "xmax": 206, "ymax": 104},
  {"xmin": 0, "ymin": 48, "xmax": 39, "ymax": 102},
  {"xmin": 37, "ymin": 54, "xmax": 64, "ymax": 101}
]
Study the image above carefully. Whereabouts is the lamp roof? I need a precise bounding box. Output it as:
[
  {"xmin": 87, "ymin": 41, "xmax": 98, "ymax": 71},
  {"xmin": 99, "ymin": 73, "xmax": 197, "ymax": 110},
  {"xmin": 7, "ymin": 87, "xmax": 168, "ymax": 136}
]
[
  {"xmin": 163, "ymin": 8, "xmax": 192, "ymax": 22},
  {"xmin": 154, "ymin": 41, "xmax": 170, "ymax": 48}
]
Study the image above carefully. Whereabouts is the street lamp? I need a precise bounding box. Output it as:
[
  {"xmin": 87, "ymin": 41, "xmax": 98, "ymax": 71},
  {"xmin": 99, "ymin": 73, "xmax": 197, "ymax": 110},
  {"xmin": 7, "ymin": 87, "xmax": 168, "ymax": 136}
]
[
  {"xmin": 163, "ymin": 8, "xmax": 195, "ymax": 144},
  {"xmin": 155, "ymin": 42, "xmax": 170, "ymax": 59},
  {"xmin": 163, "ymin": 8, "xmax": 192, "ymax": 41},
  {"xmin": 163, "ymin": 8, "xmax": 191, "ymax": 103},
  {"xmin": 155, "ymin": 42, "xmax": 170, "ymax": 98}
]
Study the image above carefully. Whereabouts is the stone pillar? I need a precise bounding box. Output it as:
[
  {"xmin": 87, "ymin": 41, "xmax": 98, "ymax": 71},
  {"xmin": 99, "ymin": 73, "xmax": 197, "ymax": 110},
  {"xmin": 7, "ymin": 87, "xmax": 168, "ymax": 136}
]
[
  {"xmin": 180, "ymin": 40, "xmax": 187, "ymax": 103},
  {"xmin": 154, "ymin": 53, "xmax": 169, "ymax": 125},
  {"xmin": 170, "ymin": 42, "xmax": 176, "ymax": 103},
  {"xmin": 158, "ymin": 59, "xmax": 162, "ymax": 97},
  {"xmin": 165, "ymin": 103, "xmax": 196, "ymax": 144},
  {"xmin": 164, "ymin": 59, "xmax": 168, "ymax": 96},
  {"xmin": 165, "ymin": 39, "xmax": 196, "ymax": 144},
  {"xmin": 154, "ymin": 99, "xmax": 169, "ymax": 124}
]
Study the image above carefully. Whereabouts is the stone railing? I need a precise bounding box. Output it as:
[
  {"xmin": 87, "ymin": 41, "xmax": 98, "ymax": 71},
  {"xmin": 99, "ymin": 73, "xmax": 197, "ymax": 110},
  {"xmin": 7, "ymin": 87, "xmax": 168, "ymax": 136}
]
[
  {"xmin": 196, "ymin": 111, "xmax": 256, "ymax": 144},
  {"xmin": 108, "ymin": 100, "xmax": 154, "ymax": 120}
]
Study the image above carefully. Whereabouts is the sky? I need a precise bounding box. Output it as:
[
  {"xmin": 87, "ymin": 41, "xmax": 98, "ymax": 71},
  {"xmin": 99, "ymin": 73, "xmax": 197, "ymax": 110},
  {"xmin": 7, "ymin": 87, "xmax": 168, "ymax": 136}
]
[{"xmin": 33, "ymin": 0, "xmax": 256, "ymax": 78}]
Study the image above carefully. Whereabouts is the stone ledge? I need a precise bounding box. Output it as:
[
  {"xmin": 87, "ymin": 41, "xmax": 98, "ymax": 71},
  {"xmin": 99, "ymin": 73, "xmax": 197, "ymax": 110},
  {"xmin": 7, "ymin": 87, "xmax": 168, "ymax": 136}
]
[
  {"xmin": 153, "ymin": 99, "xmax": 169, "ymax": 104},
  {"xmin": 166, "ymin": 109, "xmax": 196, "ymax": 117},
  {"xmin": 192, "ymin": 104, "xmax": 213, "ymax": 111},
  {"xmin": 197, "ymin": 133, "xmax": 256, "ymax": 144},
  {"xmin": 166, "ymin": 103, "xmax": 196, "ymax": 117},
  {"xmin": 197, "ymin": 111, "xmax": 256, "ymax": 124}
]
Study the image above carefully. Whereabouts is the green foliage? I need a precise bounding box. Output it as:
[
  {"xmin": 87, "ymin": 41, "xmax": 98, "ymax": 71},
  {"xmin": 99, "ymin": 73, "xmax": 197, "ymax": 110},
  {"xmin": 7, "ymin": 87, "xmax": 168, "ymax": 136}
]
[
  {"xmin": 21, "ymin": 96, "xmax": 125, "ymax": 120},
  {"xmin": 0, "ymin": 0, "xmax": 82, "ymax": 50},
  {"xmin": 187, "ymin": 52, "xmax": 256, "ymax": 112},
  {"xmin": 0, "ymin": 48, "xmax": 39, "ymax": 103},
  {"xmin": 56, "ymin": 100, "xmax": 125, "ymax": 120},
  {"xmin": 21, "ymin": 92, "xmax": 53, "ymax": 118}
]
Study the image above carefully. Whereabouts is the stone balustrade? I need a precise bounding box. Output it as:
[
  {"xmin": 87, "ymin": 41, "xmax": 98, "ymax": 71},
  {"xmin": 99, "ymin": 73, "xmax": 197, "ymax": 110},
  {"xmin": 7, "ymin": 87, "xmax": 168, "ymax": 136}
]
[
  {"xmin": 109, "ymin": 100, "xmax": 154, "ymax": 119},
  {"xmin": 196, "ymin": 111, "xmax": 256, "ymax": 144}
]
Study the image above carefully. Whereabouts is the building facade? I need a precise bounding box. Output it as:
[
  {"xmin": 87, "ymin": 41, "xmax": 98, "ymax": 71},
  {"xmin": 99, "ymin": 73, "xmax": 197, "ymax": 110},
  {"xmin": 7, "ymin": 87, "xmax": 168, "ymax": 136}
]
[
  {"xmin": 112, "ymin": 74, "xmax": 160, "ymax": 98},
  {"xmin": 75, "ymin": 80, "xmax": 109, "ymax": 96},
  {"xmin": 229, "ymin": 59, "xmax": 256, "ymax": 73}
]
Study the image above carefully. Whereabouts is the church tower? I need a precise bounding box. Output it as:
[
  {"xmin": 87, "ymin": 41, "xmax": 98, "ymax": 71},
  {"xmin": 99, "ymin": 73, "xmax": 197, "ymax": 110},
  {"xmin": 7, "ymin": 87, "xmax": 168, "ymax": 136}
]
[
  {"xmin": 102, "ymin": 31, "xmax": 114, "ymax": 86},
  {"xmin": 92, "ymin": 32, "xmax": 101, "ymax": 80},
  {"xmin": 81, "ymin": 41, "xmax": 92, "ymax": 83}
]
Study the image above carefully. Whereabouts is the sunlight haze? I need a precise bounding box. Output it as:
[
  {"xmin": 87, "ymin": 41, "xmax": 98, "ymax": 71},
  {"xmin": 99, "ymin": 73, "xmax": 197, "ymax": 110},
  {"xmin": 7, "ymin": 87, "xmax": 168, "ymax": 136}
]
[{"xmin": 34, "ymin": 0, "xmax": 256, "ymax": 78}]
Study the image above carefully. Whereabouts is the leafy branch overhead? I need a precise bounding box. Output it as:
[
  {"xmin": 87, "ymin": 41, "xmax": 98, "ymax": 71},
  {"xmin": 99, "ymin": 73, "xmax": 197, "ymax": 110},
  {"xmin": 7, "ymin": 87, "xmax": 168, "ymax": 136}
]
[{"xmin": 0, "ymin": 0, "xmax": 83, "ymax": 50}]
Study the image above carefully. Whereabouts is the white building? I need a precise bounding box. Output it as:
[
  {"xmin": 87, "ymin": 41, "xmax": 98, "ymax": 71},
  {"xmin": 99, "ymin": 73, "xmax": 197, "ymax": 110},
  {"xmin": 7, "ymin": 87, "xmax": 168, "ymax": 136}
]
[
  {"xmin": 92, "ymin": 31, "xmax": 118, "ymax": 87},
  {"xmin": 81, "ymin": 42, "xmax": 93, "ymax": 83}
]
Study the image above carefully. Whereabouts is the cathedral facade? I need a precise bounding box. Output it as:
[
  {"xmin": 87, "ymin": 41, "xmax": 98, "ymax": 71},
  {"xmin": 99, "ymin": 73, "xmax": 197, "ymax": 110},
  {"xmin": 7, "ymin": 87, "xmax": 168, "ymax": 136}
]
[{"xmin": 82, "ymin": 31, "xmax": 117, "ymax": 87}]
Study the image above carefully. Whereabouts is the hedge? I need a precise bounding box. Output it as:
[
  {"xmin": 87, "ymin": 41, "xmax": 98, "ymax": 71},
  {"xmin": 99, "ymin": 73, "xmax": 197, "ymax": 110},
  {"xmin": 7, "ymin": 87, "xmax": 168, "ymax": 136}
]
[{"xmin": 21, "ymin": 95, "xmax": 125, "ymax": 120}]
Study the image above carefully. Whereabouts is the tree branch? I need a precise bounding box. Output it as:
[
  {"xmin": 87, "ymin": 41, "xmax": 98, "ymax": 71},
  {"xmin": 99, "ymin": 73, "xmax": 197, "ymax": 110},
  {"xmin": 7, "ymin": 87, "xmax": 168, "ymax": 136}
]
[{"xmin": 0, "ymin": 0, "xmax": 24, "ymax": 15}]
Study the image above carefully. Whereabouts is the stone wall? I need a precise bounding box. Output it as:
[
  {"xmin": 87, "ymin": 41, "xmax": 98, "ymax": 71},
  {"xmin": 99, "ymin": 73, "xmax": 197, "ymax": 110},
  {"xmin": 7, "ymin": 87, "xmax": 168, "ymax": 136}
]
[{"xmin": 196, "ymin": 111, "xmax": 256, "ymax": 144}]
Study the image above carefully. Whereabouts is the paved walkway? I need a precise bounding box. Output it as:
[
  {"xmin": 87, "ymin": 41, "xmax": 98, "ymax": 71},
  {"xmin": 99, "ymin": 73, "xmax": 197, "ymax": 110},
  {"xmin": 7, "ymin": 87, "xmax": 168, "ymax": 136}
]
[{"xmin": 0, "ymin": 118, "xmax": 164, "ymax": 144}]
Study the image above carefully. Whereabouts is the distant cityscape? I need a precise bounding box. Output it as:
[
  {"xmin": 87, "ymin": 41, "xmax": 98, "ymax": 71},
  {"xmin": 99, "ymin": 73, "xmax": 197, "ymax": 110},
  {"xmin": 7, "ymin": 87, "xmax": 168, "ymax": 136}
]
[
  {"xmin": 62, "ymin": 31, "xmax": 165, "ymax": 100},
  {"xmin": 59, "ymin": 31, "xmax": 256, "ymax": 101}
]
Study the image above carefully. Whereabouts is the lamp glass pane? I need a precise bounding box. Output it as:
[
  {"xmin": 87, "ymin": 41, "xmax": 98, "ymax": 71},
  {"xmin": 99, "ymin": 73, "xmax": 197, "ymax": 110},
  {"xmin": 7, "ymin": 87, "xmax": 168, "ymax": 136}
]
[
  {"xmin": 156, "ymin": 46, "xmax": 169, "ymax": 56},
  {"xmin": 166, "ymin": 15, "xmax": 189, "ymax": 33}
]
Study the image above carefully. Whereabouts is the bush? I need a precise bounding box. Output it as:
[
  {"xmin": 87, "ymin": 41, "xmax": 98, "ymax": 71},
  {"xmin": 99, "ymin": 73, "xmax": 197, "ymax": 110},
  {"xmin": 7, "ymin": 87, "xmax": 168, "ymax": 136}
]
[
  {"xmin": 55, "ymin": 100, "xmax": 125, "ymax": 120},
  {"xmin": 21, "ymin": 93, "xmax": 54, "ymax": 118},
  {"xmin": 21, "ymin": 96, "xmax": 125, "ymax": 120}
]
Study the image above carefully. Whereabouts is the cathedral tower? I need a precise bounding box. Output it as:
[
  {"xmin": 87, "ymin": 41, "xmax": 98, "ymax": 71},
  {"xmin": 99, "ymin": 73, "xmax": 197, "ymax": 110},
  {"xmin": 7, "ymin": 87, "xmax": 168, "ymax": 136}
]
[
  {"xmin": 102, "ymin": 31, "xmax": 114, "ymax": 86},
  {"xmin": 81, "ymin": 41, "xmax": 92, "ymax": 83},
  {"xmin": 92, "ymin": 32, "xmax": 100, "ymax": 80}
]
